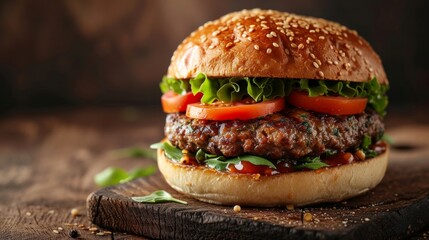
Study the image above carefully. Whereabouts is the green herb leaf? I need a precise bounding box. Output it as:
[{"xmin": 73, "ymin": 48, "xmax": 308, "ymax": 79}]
[
  {"xmin": 151, "ymin": 141, "xmax": 183, "ymax": 162},
  {"xmin": 132, "ymin": 190, "xmax": 187, "ymax": 204},
  {"xmin": 295, "ymin": 156, "xmax": 329, "ymax": 170},
  {"xmin": 362, "ymin": 135, "xmax": 372, "ymax": 149},
  {"xmin": 94, "ymin": 167, "xmax": 129, "ymax": 187},
  {"xmin": 381, "ymin": 133, "xmax": 394, "ymax": 145},
  {"xmin": 120, "ymin": 166, "xmax": 157, "ymax": 183},
  {"xmin": 94, "ymin": 166, "xmax": 157, "ymax": 187}
]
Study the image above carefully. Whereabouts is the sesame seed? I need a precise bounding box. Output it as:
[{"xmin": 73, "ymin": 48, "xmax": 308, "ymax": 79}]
[
  {"xmin": 289, "ymin": 36, "xmax": 294, "ymax": 41},
  {"xmin": 248, "ymin": 28, "xmax": 254, "ymax": 33},
  {"xmin": 250, "ymin": 24, "xmax": 255, "ymax": 27},
  {"xmin": 345, "ymin": 43, "xmax": 351, "ymax": 49},
  {"xmin": 53, "ymin": 230, "xmax": 60, "ymax": 234},
  {"xmin": 284, "ymin": 48, "xmax": 290, "ymax": 55},
  {"xmin": 313, "ymin": 62, "xmax": 319, "ymax": 68},
  {"xmin": 364, "ymin": 217, "xmax": 370, "ymax": 222},
  {"xmin": 220, "ymin": 27, "xmax": 228, "ymax": 32},
  {"xmin": 208, "ymin": 45, "xmax": 215, "ymax": 49},
  {"xmin": 318, "ymin": 71, "xmax": 325, "ymax": 78},
  {"xmin": 316, "ymin": 59, "xmax": 322, "ymax": 65},
  {"xmin": 334, "ymin": 60, "xmax": 339, "ymax": 65},
  {"xmin": 259, "ymin": 15, "xmax": 266, "ymax": 19},
  {"xmin": 266, "ymin": 33, "xmax": 273, "ymax": 38},
  {"xmin": 254, "ymin": 44, "xmax": 260, "ymax": 50},
  {"xmin": 310, "ymin": 53, "xmax": 316, "ymax": 59},
  {"xmin": 212, "ymin": 30, "xmax": 220, "ymax": 37},
  {"xmin": 247, "ymin": 37, "xmax": 252, "ymax": 41},
  {"xmin": 328, "ymin": 60, "xmax": 333, "ymax": 65},
  {"xmin": 273, "ymin": 42, "xmax": 279, "ymax": 47},
  {"xmin": 291, "ymin": 43, "xmax": 297, "ymax": 48},
  {"xmin": 298, "ymin": 43, "xmax": 304, "ymax": 49},
  {"xmin": 319, "ymin": 36, "xmax": 325, "ymax": 40},
  {"xmin": 309, "ymin": 30, "xmax": 316, "ymax": 33},
  {"xmin": 330, "ymin": 45, "xmax": 334, "ymax": 50},
  {"xmin": 261, "ymin": 20, "xmax": 267, "ymax": 24},
  {"xmin": 241, "ymin": 33, "xmax": 247, "ymax": 38},
  {"xmin": 226, "ymin": 42, "xmax": 233, "ymax": 48},
  {"xmin": 266, "ymin": 48, "xmax": 272, "ymax": 54},
  {"xmin": 270, "ymin": 31, "xmax": 277, "ymax": 37}
]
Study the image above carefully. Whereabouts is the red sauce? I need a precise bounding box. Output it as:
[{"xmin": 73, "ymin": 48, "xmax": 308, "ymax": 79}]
[
  {"xmin": 324, "ymin": 152, "xmax": 355, "ymax": 167},
  {"xmin": 228, "ymin": 161, "xmax": 273, "ymax": 175}
]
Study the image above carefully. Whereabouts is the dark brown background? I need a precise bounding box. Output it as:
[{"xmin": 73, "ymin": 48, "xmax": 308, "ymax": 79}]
[{"xmin": 0, "ymin": 0, "xmax": 428, "ymax": 113}]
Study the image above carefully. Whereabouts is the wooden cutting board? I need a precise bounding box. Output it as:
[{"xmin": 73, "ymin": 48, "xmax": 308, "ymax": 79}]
[{"xmin": 87, "ymin": 145, "xmax": 429, "ymax": 240}]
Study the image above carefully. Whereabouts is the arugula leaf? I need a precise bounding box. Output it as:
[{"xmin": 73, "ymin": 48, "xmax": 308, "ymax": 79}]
[
  {"xmin": 381, "ymin": 133, "xmax": 394, "ymax": 145},
  {"xmin": 94, "ymin": 167, "xmax": 129, "ymax": 187},
  {"xmin": 362, "ymin": 135, "xmax": 372, "ymax": 149},
  {"xmin": 120, "ymin": 166, "xmax": 157, "ymax": 183},
  {"xmin": 132, "ymin": 190, "xmax": 187, "ymax": 204},
  {"xmin": 161, "ymin": 74, "xmax": 389, "ymax": 115},
  {"xmin": 196, "ymin": 149, "xmax": 277, "ymax": 171},
  {"xmin": 295, "ymin": 156, "xmax": 329, "ymax": 170},
  {"xmin": 151, "ymin": 141, "xmax": 183, "ymax": 162},
  {"xmin": 94, "ymin": 166, "xmax": 157, "ymax": 187}
]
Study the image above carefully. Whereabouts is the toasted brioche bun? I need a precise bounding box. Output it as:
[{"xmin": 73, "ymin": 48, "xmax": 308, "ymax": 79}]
[
  {"xmin": 168, "ymin": 9, "xmax": 388, "ymax": 85},
  {"xmin": 157, "ymin": 146, "xmax": 389, "ymax": 207}
]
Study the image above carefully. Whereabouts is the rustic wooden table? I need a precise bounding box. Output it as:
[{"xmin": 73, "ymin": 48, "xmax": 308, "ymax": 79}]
[{"xmin": 0, "ymin": 106, "xmax": 428, "ymax": 239}]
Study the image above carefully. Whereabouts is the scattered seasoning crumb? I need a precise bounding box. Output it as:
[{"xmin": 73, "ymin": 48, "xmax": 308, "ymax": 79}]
[
  {"xmin": 70, "ymin": 208, "xmax": 79, "ymax": 217},
  {"xmin": 69, "ymin": 229, "xmax": 79, "ymax": 238},
  {"xmin": 253, "ymin": 217, "xmax": 259, "ymax": 220},
  {"xmin": 25, "ymin": 212, "xmax": 31, "ymax": 216},
  {"xmin": 233, "ymin": 205, "xmax": 241, "ymax": 212},
  {"xmin": 58, "ymin": 227, "xmax": 64, "ymax": 231},
  {"xmin": 304, "ymin": 212, "xmax": 313, "ymax": 222},
  {"xmin": 286, "ymin": 204, "xmax": 294, "ymax": 210},
  {"xmin": 364, "ymin": 217, "xmax": 370, "ymax": 222},
  {"xmin": 78, "ymin": 224, "xmax": 85, "ymax": 228},
  {"xmin": 53, "ymin": 229, "xmax": 59, "ymax": 234}
]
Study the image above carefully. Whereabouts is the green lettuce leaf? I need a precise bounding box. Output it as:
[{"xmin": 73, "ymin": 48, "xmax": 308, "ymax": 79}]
[
  {"xmin": 160, "ymin": 74, "xmax": 389, "ymax": 115},
  {"xmin": 295, "ymin": 156, "xmax": 329, "ymax": 170}
]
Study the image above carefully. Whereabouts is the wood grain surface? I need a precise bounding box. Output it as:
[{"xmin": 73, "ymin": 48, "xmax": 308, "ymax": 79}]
[{"xmin": 1, "ymin": 107, "xmax": 429, "ymax": 239}]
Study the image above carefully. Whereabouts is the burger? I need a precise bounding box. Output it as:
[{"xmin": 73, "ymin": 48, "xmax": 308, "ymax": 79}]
[{"xmin": 152, "ymin": 9, "xmax": 389, "ymax": 207}]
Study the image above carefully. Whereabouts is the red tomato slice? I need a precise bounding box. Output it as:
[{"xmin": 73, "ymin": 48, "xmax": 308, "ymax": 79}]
[
  {"xmin": 161, "ymin": 91, "xmax": 202, "ymax": 113},
  {"xmin": 287, "ymin": 91, "xmax": 368, "ymax": 115},
  {"xmin": 228, "ymin": 161, "xmax": 273, "ymax": 175},
  {"xmin": 186, "ymin": 98, "xmax": 285, "ymax": 120}
]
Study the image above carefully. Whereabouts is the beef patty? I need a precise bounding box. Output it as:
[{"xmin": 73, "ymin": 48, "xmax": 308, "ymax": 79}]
[{"xmin": 165, "ymin": 108, "xmax": 384, "ymax": 160}]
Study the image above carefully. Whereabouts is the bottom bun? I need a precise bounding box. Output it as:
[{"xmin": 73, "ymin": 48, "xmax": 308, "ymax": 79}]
[{"xmin": 157, "ymin": 146, "xmax": 389, "ymax": 207}]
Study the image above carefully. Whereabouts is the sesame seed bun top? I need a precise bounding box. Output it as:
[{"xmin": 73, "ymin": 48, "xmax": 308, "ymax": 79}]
[{"xmin": 167, "ymin": 9, "xmax": 388, "ymax": 84}]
